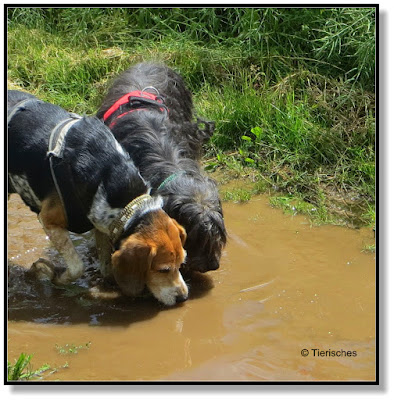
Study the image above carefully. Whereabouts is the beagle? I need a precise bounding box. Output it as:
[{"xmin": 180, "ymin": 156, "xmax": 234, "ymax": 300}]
[{"xmin": 7, "ymin": 90, "xmax": 188, "ymax": 306}]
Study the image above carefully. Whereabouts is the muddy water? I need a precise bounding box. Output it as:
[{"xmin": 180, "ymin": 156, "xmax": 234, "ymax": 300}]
[{"xmin": 7, "ymin": 194, "xmax": 376, "ymax": 382}]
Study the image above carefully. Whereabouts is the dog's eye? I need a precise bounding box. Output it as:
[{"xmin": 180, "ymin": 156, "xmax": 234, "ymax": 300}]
[{"xmin": 158, "ymin": 268, "xmax": 171, "ymax": 273}]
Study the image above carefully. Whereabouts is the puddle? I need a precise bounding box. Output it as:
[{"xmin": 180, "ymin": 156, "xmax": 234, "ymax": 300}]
[{"xmin": 7, "ymin": 194, "xmax": 376, "ymax": 381}]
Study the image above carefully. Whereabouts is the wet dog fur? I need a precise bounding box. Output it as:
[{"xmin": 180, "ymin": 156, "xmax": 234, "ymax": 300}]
[{"xmin": 8, "ymin": 90, "xmax": 188, "ymax": 306}]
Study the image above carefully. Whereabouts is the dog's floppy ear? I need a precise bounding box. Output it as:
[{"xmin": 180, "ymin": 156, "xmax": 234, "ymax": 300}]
[
  {"xmin": 171, "ymin": 218, "xmax": 187, "ymax": 246},
  {"xmin": 111, "ymin": 236, "xmax": 156, "ymax": 297}
]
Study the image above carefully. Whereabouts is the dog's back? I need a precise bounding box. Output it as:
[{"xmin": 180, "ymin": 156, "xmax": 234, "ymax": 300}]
[
  {"xmin": 8, "ymin": 90, "xmax": 147, "ymax": 232},
  {"xmin": 97, "ymin": 63, "xmax": 214, "ymax": 159},
  {"xmin": 8, "ymin": 90, "xmax": 72, "ymax": 209},
  {"xmin": 8, "ymin": 90, "xmax": 38, "ymax": 197},
  {"xmin": 97, "ymin": 63, "xmax": 193, "ymax": 125},
  {"xmin": 8, "ymin": 89, "xmax": 36, "ymax": 108}
]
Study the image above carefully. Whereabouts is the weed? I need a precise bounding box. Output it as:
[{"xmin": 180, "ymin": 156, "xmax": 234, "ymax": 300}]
[
  {"xmin": 223, "ymin": 188, "xmax": 252, "ymax": 203},
  {"xmin": 55, "ymin": 342, "xmax": 92, "ymax": 355},
  {"xmin": 8, "ymin": 353, "xmax": 50, "ymax": 381},
  {"xmin": 362, "ymin": 244, "xmax": 376, "ymax": 253}
]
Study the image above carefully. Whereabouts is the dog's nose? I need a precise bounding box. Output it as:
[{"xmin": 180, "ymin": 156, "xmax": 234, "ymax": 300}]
[
  {"xmin": 176, "ymin": 294, "xmax": 188, "ymax": 303},
  {"xmin": 208, "ymin": 259, "xmax": 220, "ymax": 271}
]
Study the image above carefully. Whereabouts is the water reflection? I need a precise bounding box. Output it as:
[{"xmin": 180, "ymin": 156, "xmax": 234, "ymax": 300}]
[{"xmin": 7, "ymin": 194, "xmax": 376, "ymax": 381}]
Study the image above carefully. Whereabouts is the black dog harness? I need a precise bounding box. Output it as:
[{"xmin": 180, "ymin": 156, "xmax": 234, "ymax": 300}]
[
  {"xmin": 102, "ymin": 87, "xmax": 169, "ymax": 129},
  {"xmin": 47, "ymin": 115, "xmax": 94, "ymax": 233}
]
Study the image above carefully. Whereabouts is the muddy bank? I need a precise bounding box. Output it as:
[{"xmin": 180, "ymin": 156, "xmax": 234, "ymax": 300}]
[{"xmin": 7, "ymin": 194, "xmax": 376, "ymax": 381}]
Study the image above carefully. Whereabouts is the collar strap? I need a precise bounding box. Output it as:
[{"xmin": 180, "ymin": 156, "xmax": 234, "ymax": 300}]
[
  {"xmin": 103, "ymin": 89, "xmax": 168, "ymax": 128},
  {"xmin": 109, "ymin": 194, "xmax": 152, "ymax": 244},
  {"xmin": 157, "ymin": 171, "xmax": 186, "ymax": 191}
]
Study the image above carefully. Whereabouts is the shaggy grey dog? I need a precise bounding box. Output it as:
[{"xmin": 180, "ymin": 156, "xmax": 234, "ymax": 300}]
[
  {"xmin": 98, "ymin": 63, "xmax": 214, "ymax": 160},
  {"xmin": 97, "ymin": 63, "xmax": 226, "ymax": 272}
]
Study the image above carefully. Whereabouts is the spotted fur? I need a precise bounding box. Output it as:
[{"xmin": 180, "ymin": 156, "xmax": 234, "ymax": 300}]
[{"xmin": 8, "ymin": 173, "xmax": 42, "ymax": 212}]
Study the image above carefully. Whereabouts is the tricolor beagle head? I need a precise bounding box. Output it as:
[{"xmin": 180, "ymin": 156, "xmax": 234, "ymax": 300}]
[{"xmin": 111, "ymin": 207, "xmax": 188, "ymax": 306}]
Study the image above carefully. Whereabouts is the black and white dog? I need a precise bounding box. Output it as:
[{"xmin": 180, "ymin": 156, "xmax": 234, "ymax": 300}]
[
  {"xmin": 97, "ymin": 63, "xmax": 227, "ymax": 273},
  {"xmin": 8, "ymin": 90, "xmax": 188, "ymax": 306}
]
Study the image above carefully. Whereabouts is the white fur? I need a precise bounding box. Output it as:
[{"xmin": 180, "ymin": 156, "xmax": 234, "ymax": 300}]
[
  {"xmin": 88, "ymin": 184, "xmax": 122, "ymax": 234},
  {"xmin": 114, "ymin": 140, "xmax": 128, "ymax": 158},
  {"xmin": 88, "ymin": 184, "xmax": 162, "ymax": 235},
  {"xmin": 106, "ymin": 129, "xmax": 130, "ymax": 159},
  {"xmin": 150, "ymin": 271, "xmax": 188, "ymax": 306}
]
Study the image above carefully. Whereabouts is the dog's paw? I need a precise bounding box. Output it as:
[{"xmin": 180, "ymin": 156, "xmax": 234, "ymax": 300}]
[
  {"xmin": 29, "ymin": 258, "xmax": 72, "ymax": 285},
  {"xmin": 29, "ymin": 258, "xmax": 57, "ymax": 281}
]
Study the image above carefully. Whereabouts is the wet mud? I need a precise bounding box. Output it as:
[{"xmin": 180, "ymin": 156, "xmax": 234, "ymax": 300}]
[{"xmin": 7, "ymin": 194, "xmax": 376, "ymax": 381}]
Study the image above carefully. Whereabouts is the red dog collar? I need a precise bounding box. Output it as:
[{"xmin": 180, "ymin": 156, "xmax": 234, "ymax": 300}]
[{"xmin": 103, "ymin": 90, "xmax": 168, "ymax": 128}]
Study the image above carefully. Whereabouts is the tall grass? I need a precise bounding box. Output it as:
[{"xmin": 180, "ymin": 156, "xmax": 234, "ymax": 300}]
[
  {"xmin": 7, "ymin": 7, "xmax": 376, "ymax": 226},
  {"xmin": 8, "ymin": 353, "xmax": 50, "ymax": 381},
  {"xmin": 8, "ymin": 7, "xmax": 375, "ymax": 87}
]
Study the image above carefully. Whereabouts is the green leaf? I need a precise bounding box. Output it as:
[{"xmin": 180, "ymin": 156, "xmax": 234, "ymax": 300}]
[{"xmin": 251, "ymin": 126, "xmax": 263, "ymax": 141}]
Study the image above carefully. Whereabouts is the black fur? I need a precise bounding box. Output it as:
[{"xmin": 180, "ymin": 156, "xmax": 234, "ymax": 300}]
[
  {"xmin": 8, "ymin": 89, "xmax": 147, "ymax": 233},
  {"xmin": 97, "ymin": 63, "xmax": 227, "ymax": 272},
  {"xmin": 97, "ymin": 62, "xmax": 214, "ymax": 160}
]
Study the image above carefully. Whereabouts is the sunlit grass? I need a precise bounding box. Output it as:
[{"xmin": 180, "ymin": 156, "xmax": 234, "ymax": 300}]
[
  {"xmin": 7, "ymin": 353, "xmax": 50, "ymax": 381},
  {"xmin": 7, "ymin": 7, "xmax": 375, "ymax": 226}
]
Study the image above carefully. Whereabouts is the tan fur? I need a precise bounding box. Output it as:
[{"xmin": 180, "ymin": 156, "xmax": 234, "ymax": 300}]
[
  {"xmin": 111, "ymin": 210, "xmax": 188, "ymax": 306},
  {"xmin": 37, "ymin": 192, "xmax": 84, "ymax": 283},
  {"xmin": 39, "ymin": 192, "xmax": 67, "ymax": 229},
  {"xmin": 32, "ymin": 193, "xmax": 187, "ymax": 304}
]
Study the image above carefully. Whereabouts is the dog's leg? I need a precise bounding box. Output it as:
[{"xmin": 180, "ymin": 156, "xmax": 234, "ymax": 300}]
[
  {"xmin": 94, "ymin": 229, "xmax": 113, "ymax": 278},
  {"xmin": 36, "ymin": 193, "xmax": 84, "ymax": 284},
  {"xmin": 39, "ymin": 223, "xmax": 84, "ymax": 284}
]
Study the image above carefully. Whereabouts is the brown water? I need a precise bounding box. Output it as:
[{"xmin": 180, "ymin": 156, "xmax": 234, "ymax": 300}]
[{"xmin": 7, "ymin": 194, "xmax": 376, "ymax": 382}]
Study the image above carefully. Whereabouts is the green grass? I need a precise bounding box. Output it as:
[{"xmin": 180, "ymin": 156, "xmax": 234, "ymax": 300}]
[
  {"xmin": 269, "ymin": 194, "xmax": 334, "ymax": 224},
  {"xmin": 223, "ymin": 188, "xmax": 252, "ymax": 203},
  {"xmin": 201, "ymin": 68, "xmax": 375, "ymax": 226},
  {"xmin": 7, "ymin": 7, "xmax": 376, "ymax": 227},
  {"xmin": 362, "ymin": 244, "xmax": 376, "ymax": 253},
  {"xmin": 7, "ymin": 7, "xmax": 375, "ymax": 87},
  {"xmin": 8, "ymin": 353, "xmax": 50, "ymax": 381},
  {"xmin": 8, "ymin": 346, "xmax": 87, "ymax": 381}
]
